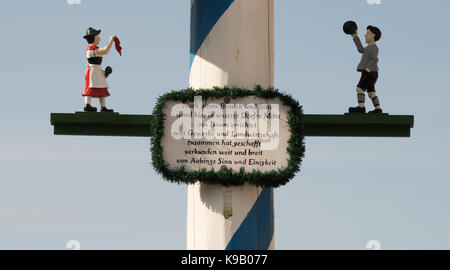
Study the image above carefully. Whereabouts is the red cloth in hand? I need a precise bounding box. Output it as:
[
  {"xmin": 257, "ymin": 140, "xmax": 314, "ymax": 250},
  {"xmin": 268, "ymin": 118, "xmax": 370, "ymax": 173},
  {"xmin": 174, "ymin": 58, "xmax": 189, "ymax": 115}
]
[{"xmin": 114, "ymin": 37, "xmax": 122, "ymax": 56}]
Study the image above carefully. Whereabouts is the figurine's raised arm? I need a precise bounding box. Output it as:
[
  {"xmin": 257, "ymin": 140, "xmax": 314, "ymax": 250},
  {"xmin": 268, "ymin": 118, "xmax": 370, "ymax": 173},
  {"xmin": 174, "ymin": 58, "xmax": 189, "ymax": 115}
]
[
  {"xmin": 96, "ymin": 35, "xmax": 117, "ymax": 56},
  {"xmin": 352, "ymin": 32, "xmax": 365, "ymax": 54}
]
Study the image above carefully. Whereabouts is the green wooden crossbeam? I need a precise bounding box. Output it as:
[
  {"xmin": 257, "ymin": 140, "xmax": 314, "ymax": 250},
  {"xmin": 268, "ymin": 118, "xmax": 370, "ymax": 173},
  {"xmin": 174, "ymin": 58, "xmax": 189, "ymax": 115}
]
[
  {"xmin": 50, "ymin": 112, "xmax": 154, "ymax": 137},
  {"xmin": 50, "ymin": 112, "xmax": 414, "ymax": 137},
  {"xmin": 303, "ymin": 113, "xmax": 414, "ymax": 137}
]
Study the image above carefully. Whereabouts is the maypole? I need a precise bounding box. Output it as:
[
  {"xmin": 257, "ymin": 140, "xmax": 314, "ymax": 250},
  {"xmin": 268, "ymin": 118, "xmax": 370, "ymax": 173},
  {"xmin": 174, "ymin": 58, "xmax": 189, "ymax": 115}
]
[{"xmin": 188, "ymin": 0, "xmax": 275, "ymax": 250}]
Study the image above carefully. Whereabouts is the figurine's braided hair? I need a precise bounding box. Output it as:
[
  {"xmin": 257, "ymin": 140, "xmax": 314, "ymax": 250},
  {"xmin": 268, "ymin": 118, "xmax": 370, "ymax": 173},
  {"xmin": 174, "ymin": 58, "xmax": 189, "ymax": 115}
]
[{"xmin": 367, "ymin": 25, "xmax": 382, "ymax": 41}]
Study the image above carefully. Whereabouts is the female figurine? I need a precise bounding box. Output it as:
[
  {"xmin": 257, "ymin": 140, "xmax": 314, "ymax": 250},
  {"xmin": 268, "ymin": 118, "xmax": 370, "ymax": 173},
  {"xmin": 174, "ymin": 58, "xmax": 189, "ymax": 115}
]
[{"xmin": 82, "ymin": 27, "xmax": 117, "ymax": 112}]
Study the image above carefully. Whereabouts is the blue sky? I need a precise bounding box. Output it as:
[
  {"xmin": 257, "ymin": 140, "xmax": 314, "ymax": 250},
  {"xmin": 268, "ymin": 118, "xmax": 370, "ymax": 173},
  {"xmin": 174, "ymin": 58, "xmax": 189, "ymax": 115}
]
[{"xmin": 0, "ymin": 0, "xmax": 449, "ymax": 249}]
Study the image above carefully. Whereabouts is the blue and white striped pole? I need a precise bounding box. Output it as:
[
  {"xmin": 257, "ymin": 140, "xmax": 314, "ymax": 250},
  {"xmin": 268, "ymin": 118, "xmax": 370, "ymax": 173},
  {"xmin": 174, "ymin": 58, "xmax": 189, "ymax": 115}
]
[{"xmin": 187, "ymin": 0, "xmax": 275, "ymax": 250}]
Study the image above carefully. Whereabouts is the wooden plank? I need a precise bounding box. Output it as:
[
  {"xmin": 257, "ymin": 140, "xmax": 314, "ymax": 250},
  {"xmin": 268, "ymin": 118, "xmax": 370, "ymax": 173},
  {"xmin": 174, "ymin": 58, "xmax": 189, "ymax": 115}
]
[
  {"xmin": 303, "ymin": 114, "xmax": 414, "ymax": 137},
  {"xmin": 50, "ymin": 112, "xmax": 414, "ymax": 138},
  {"xmin": 50, "ymin": 112, "xmax": 153, "ymax": 137}
]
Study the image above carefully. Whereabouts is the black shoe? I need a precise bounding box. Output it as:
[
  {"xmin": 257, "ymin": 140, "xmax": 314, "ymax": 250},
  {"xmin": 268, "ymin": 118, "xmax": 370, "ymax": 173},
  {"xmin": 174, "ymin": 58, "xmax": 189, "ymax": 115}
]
[
  {"xmin": 348, "ymin": 106, "xmax": 366, "ymax": 113},
  {"xmin": 368, "ymin": 108, "xmax": 383, "ymax": 114},
  {"xmin": 84, "ymin": 104, "xmax": 97, "ymax": 112},
  {"xmin": 101, "ymin": 106, "xmax": 114, "ymax": 112}
]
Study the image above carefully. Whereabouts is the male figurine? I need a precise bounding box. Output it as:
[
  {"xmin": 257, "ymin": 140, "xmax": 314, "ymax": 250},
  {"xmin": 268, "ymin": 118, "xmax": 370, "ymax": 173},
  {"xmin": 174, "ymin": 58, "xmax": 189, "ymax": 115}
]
[
  {"xmin": 348, "ymin": 25, "xmax": 383, "ymax": 114},
  {"xmin": 82, "ymin": 27, "xmax": 117, "ymax": 112}
]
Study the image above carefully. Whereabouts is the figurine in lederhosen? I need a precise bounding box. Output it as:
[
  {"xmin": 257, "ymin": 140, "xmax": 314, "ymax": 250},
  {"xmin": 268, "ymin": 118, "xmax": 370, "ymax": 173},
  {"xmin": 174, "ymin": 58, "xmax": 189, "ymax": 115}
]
[
  {"xmin": 82, "ymin": 27, "xmax": 118, "ymax": 112},
  {"xmin": 343, "ymin": 21, "xmax": 384, "ymax": 114}
]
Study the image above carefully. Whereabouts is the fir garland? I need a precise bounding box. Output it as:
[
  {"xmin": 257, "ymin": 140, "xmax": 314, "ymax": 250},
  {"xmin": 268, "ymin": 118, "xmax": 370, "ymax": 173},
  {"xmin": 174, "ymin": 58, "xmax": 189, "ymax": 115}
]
[{"xmin": 150, "ymin": 86, "xmax": 305, "ymax": 188}]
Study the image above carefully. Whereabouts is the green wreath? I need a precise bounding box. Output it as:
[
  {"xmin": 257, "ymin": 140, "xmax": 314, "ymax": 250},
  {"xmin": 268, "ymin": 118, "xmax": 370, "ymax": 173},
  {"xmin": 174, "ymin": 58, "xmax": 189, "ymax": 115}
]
[{"xmin": 150, "ymin": 86, "xmax": 305, "ymax": 188}]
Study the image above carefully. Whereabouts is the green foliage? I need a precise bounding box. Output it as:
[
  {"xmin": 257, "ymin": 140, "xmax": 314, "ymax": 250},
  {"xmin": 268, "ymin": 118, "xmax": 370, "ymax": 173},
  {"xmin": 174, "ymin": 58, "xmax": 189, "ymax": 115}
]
[{"xmin": 150, "ymin": 86, "xmax": 305, "ymax": 188}]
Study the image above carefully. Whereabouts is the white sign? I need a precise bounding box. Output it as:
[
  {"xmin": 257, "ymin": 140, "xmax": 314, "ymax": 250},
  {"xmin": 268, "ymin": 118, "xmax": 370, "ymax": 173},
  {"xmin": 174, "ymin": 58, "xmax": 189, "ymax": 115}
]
[{"xmin": 160, "ymin": 96, "xmax": 292, "ymax": 173}]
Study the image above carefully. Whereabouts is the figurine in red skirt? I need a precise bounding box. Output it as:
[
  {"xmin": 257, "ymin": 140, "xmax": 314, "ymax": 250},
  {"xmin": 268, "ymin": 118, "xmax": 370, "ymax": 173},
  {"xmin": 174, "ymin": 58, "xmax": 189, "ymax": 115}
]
[{"xmin": 82, "ymin": 27, "xmax": 117, "ymax": 112}]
